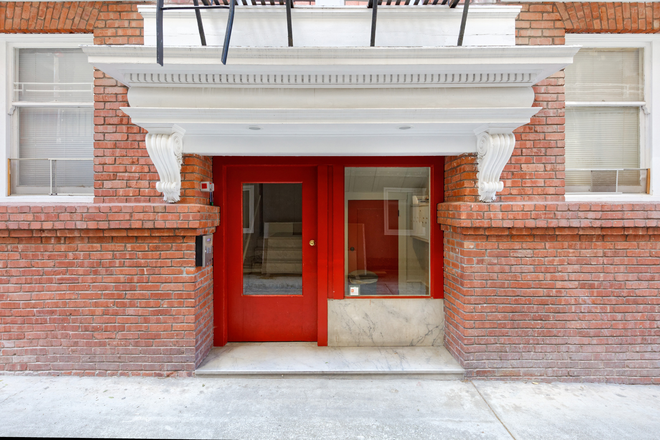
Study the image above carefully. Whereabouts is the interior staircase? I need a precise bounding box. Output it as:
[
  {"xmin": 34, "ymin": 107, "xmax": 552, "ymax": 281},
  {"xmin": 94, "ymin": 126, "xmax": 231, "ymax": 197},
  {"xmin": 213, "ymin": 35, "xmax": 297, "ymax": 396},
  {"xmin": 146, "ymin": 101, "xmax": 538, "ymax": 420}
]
[{"xmin": 263, "ymin": 235, "xmax": 303, "ymax": 275}]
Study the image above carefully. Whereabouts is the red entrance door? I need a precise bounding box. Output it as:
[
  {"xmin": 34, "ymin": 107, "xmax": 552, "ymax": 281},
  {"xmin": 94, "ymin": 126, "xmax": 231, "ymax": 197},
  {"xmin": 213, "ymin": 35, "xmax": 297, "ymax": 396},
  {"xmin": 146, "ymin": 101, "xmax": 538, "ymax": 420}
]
[{"xmin": 226, "ymin": 166, "xmax": 318, "ymax": 341}]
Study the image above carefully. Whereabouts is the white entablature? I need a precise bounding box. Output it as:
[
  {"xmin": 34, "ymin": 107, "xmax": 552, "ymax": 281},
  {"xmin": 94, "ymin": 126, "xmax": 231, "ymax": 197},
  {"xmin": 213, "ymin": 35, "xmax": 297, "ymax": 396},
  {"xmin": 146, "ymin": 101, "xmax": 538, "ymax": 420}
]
[{"xmin": 85, "ymin": 5, "xmax": 578, "ymax": 203}]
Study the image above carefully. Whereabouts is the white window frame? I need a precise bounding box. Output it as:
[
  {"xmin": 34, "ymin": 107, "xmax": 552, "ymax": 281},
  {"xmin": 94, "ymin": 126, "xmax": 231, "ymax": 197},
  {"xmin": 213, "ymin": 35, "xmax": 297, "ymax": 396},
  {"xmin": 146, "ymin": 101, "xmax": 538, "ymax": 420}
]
[
  {"xmin": 565, "ymin": 34, "xmax": 660, "ymax": 202},
  {"xmin": 0, "ymin": 34, "xmax": 94, "ymax": 203}
]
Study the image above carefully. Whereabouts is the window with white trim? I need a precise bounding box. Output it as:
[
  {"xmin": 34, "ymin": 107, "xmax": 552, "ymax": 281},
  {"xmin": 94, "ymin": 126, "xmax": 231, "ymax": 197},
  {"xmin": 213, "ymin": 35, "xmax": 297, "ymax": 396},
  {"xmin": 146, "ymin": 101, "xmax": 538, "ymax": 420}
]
[
  {"xmin": 0, "ymin": 35, "xmax": 94, "ymax": 200},
  {"xmin": 564, "ymin": 35, "xmax": 660, "ymax": 199},
  {"xmin": 565, "ymin": 47, "xmax": 647, "ymax": 193}
]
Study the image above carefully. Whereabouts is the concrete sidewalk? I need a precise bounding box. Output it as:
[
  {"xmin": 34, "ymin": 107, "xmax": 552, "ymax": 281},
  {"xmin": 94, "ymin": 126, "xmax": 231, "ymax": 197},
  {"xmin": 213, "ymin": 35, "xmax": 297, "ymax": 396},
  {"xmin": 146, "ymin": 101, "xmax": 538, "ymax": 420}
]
[{"xmin": 0, "ymin": 376, "xmax": 657, "ymax": 439}]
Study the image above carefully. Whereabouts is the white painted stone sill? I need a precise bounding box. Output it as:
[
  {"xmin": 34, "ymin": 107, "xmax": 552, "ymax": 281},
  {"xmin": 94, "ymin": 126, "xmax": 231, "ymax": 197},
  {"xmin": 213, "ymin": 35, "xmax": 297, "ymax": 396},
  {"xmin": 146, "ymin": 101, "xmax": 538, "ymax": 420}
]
[{"xmin": 564, "ymin": 194, "xmax": 660, "ymax": 203}]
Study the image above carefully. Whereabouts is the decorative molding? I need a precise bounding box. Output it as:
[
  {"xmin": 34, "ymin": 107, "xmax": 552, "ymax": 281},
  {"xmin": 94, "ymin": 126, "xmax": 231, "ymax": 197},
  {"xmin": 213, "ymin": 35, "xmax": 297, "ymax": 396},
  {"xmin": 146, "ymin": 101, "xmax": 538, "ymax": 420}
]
[
  {"xmin": 84, "ymin": 45, "xmax": 580, "ymax": 91},
  {"xmin": 145, "ymin": 130, "xmax": 184, "ymax": 203},
  {"xmin": 476, "ymin": 132, "xmax": 516, "ymax": 203},
  {"xmin": 124, "ymin": 72, "xmax": 535, "ymax": 87},
  {"xmin": 84, "ymin": 42, "xmax": 575, "ymax": 157}
]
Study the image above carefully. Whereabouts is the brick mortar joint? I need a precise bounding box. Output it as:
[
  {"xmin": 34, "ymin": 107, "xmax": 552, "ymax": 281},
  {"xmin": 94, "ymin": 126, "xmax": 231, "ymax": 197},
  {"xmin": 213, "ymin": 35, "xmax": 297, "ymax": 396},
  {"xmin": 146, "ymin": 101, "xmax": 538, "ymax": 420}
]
[
  {"xmin": 0, "ymin": 203, "xmax": 219, "ymax": 213},
  {"xmin": 0, "ymin": 204, "xmax": 220, "ymax": 231},
  {"xmin": 438, "ymin": 202, "xmax": 660, "ymax": 213}
]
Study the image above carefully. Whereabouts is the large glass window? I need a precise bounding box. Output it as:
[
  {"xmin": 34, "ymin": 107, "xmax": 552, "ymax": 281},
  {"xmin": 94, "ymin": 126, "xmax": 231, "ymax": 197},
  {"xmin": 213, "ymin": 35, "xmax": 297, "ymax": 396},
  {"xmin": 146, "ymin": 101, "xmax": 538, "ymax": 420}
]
[
  {"xmin": 9, "ymin": 48, "xmax": 94, "ymax": 196},
  {"xmin": 345, "ymin": 167, "xmax": 430, "ymax": 296},
  {"xmin": 565, "ymin": 48, "xmax": 648, "ymax": 194}
]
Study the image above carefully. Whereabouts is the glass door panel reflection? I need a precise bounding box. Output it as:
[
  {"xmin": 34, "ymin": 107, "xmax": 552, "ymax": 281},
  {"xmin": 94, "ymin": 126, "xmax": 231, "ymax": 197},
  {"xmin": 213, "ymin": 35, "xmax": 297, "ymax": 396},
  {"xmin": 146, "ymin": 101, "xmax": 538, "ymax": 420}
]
[{"xmin": 243, "ymin": 183, "xmax": 303, "ymax": 296}]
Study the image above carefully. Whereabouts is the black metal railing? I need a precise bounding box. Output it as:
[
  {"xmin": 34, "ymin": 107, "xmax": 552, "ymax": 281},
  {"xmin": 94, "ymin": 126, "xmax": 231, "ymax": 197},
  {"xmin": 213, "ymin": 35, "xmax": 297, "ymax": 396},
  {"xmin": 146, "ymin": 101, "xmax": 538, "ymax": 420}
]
[{"xmin": 156, "ymin": 0, "xmax": 470, "ymax": 66}]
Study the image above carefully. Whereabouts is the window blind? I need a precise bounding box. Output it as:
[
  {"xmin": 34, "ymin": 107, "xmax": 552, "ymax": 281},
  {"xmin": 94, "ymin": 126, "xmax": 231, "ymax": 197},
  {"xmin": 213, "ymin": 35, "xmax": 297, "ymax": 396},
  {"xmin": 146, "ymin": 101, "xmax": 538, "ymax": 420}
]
[
  {"xmin": 564, "ymin": 48, "xmax": 644, "ymax": 193},
  {"xmin": 17, "ymin": 48, "xmax": 93, "ymax": 102},
  {"xmin": 18, "ymin": 107, "xmax": 93, "ymax": 188},
  {"xmin": 565, "ymin": 48, "xmax": 643, "ymax": 102},
  {"xmin": 12, "ymin": 48, "xmax": 94, "ymax": 194},
  {"xmin": 565, "ymin": 107, "xmax": 640, "ymax": 170}
]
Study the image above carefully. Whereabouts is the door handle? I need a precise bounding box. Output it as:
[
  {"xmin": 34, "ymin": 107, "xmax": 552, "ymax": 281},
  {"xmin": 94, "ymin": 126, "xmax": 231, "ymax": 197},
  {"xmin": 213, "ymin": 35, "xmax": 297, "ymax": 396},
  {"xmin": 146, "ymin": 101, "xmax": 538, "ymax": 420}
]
[
  {"xmin": 350, "ymin": 247, "xmax": 355, "ymax": 251},
  {"xmin": 309, "ymin": 240, "xmax": 315, "ymax": 247}
]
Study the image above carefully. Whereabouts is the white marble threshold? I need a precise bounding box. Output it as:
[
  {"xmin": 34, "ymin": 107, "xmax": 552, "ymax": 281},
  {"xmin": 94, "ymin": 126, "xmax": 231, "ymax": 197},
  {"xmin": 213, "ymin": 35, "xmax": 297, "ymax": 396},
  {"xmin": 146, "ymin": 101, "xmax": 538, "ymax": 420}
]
[{"xmin": 196, "ymin": 343, "xmax": 464, "ymax": 379}]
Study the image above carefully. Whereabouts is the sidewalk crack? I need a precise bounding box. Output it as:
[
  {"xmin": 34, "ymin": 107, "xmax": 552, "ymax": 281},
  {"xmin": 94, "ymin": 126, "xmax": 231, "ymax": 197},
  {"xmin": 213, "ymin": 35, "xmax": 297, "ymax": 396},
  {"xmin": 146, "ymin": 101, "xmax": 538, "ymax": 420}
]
[
  {"xmin": 471, "ymin": 381, "xmax": 517, "ymax": 440},
  {"xmin": 0, "ymin": 379, "xmax": 41, "ymax": 405}
]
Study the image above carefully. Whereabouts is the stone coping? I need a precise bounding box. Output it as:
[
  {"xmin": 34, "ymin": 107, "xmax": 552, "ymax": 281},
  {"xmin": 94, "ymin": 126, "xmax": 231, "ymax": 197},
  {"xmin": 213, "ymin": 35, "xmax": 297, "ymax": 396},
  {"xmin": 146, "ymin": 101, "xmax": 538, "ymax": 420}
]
[
  {"xmin": 437, "ymin": 202, "xmax": 660, "ymax": 230},
  {"xmin": 0, "ymin": 203, "xmax": 220, "ymax": 230}
]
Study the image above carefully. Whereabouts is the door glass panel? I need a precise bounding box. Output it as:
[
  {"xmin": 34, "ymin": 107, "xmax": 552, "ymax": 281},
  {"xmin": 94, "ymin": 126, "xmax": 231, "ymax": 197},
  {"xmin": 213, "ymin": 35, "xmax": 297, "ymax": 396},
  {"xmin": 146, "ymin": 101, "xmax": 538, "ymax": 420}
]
[
  {"xmin": 243, "ymin": 183, "xmax": 303, "ymax": 295},
  {"xmin": 345, "ymin": 167, "xmax": 430, "ymax": 296}
]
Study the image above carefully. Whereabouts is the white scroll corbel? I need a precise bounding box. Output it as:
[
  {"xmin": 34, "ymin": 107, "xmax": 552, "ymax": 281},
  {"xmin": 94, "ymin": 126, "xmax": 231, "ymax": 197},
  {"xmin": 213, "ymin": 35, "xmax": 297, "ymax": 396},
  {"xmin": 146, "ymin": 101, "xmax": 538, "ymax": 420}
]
[
  {"xmin": 476, "ymin": 131, "xmax": 516, "ymax": 203},
  {"xmin": 145, "ymin": 128, "xmax": 185, "ymax": 203}
]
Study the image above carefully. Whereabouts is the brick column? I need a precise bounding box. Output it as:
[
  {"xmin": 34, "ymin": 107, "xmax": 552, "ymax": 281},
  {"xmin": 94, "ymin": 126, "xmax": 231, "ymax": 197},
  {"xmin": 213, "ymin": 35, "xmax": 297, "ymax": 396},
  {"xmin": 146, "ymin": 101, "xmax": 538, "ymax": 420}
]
[
  {"xmin": 0, "ymin": 1, "xmax": 219, "ymax": 376},
  {"xmin": 440, "ymin": 202, "xmax": 660, "ymax": 384}
]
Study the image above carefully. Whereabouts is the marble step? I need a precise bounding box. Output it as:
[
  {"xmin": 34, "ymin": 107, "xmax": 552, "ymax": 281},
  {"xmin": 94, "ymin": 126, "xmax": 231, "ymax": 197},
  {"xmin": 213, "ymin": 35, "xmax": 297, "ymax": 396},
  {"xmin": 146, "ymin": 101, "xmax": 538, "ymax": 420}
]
[{"xmin": 196, "ymin": 343, "xmax": 465, "ymax": 379}]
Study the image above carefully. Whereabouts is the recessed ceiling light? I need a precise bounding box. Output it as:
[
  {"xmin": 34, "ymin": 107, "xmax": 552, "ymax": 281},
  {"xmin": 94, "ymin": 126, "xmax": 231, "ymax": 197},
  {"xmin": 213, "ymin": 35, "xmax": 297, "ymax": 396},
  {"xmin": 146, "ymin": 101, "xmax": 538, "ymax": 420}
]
[
  {"xmin": 248, "ymin": 126, "xmax": 261, "ymax": 130},
  {"xmin": 399, "ymin": 126, "xmax": 411, "ymax": 130}
]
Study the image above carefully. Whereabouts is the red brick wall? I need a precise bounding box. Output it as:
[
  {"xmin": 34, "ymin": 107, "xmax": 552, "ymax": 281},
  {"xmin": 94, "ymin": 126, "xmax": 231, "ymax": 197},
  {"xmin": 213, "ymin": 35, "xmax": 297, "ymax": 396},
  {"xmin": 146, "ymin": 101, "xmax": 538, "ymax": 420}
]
[
  {"xmin": 0, "ymin": 1, "xmax": 102, "ymax": 33},
  {"xmin": 445, "ymin": 2, "xmax": 660, "ymax": 204},
  {"xmin": 181, "ymin": 156, "xmax": 214, "ymax": 205},
  {"xmin": 91, "ymin": 2, "xmax": 214, "ymax": 204},
  {"xmin": 0, "ymin": 1, "xmax": 217, "ymax": 376},
  {"xmin": 442, "ymin": 2, "xmax": 660, "ymax": 384},
  {"xmin": 556, "ymin": 2, "xmax": 660, "ymax": 33},
  {"xmin": 0, "ymin": 205, "xmax": 218, "ymax": 376},
  {"xmin": 440, "ymin": 202, "xmax": 660, "ymax": 384},
  {"xmin": 0, "ymin": 1, "xmax": 213, "ymax": 205},
  {"xmin": 445, "ymin": 2, "xmax": 567, "ymax": 203}
]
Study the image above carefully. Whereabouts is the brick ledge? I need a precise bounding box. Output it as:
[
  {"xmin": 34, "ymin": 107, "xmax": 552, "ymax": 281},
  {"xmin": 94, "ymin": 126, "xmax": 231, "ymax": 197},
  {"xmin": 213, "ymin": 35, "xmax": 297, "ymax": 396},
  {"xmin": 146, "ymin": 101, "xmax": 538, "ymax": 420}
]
[
  {"xmin": 438, "ymin": 202, "xmax": 660, "ymax": 230},
  {"xmin": 0, "ymin": 203, "xmax": 220, "ymax": 230}
]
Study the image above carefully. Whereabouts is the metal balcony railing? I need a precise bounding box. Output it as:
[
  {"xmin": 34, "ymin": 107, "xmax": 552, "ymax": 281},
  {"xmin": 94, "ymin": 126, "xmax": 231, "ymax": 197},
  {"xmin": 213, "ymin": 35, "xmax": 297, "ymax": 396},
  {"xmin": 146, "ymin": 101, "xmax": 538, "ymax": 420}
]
[
  {"xmin": 8, "ymin": 158, "xmax": 94, "ymax": 196},
  {"xmin": 565, "ymin": 168, "xmax": 651, "ymax": 194},
  {"xmin": 156, "ymin": 0, "xmax": 471, "ymax": 66}
]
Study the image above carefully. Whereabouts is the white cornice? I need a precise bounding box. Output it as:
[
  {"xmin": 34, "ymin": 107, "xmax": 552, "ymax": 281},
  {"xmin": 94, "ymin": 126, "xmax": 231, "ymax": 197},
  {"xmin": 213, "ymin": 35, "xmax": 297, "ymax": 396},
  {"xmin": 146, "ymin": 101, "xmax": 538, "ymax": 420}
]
[{"xmin": 85, "ymin": 45, "xmax": 579, "ymax": 88}]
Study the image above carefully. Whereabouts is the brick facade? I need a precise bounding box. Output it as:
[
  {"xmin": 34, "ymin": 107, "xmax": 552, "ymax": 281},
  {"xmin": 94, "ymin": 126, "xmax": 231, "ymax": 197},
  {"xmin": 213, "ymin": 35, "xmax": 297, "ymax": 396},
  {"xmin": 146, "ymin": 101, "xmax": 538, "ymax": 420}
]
[
  {"xmin": 0, "ymin": 2, "xmax": 218, "ymax": 376},
  {"xmin": 439, "ymin": 202, "xmax": 660, "ymax": 384},
  {"xmin": 0, "ymin": 205, "xmax": 219, "ymax": 376},
  {"xmin": 445, "ymin": 2, "xmax": 567, "ymax": 204},
  {"xmin": 556, "ymin": 2, "xmax": 660, "ymax": 33},
  {"xmin": 1, "ymin": 1, "xmax": 659, "ymax": 382},
  {"xmin": 441, "ymin": 2, "xmax": 660, "ymax": 383}
]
